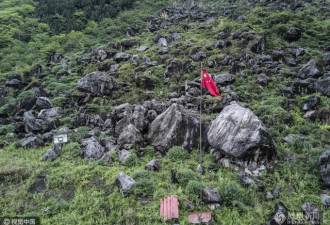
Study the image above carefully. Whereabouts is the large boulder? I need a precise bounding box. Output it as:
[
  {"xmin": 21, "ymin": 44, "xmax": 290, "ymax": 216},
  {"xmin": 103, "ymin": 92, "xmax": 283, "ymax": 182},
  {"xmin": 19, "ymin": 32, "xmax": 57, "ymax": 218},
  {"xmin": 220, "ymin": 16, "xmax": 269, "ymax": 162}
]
[
  {"xmin": 207, "ymin": 102, "xmax": 276, "ymax": 167},
  {"xmin": 114, "ymin": 53, "xmax": 130, "ymax": 62},
  {"xmin": 147, "ymin": 103, "xmax": 201, "ymax": 153},
  {"xmin": 115, "ymin": 105, "xmax": 148, "ymax": 134},
  {"xmin": 202, "ymin": 187, "xmax": 222, "ymax": 204},
  {"xmin": 301, "ymin": 96, "xmax": 320, "ymax": 111},
  {"xmin": 297, "ymin": 60, "xmax": 322, "ymax": 79},
  {"xmin": 117, "ymin": 124, "xmax": 143, "ymax": 148},
  {"xmin": 315, "ymin": 76, "xmax": 330, "ymax": 97},
  {"xmin": 284, "ymin": 27, "xmax": 301, "ymax": 42},
  {"xmin": 38, "ymin": 107, "xmax": 63, "ymax": 118},
  {"xmin": 20, "ymin": 133, "xmax": 44, "ymax": 148},
  {"xmin": 79, "ymin": 136, "xmax": 105, "ymax": 160},
  {"xmin": 16, "ymin": 97, "xmax": 37, "ymax": 112},
  {"xmin": 116, "ymin": 173, "xmax": 135, "ymax": 197},
  {"xmin": 77, "ymin": 72, "xmax": 118, "ymax": 96},
  {"xmin": 319, "ymin": 146, "xmax": 330, "ymax": 188},
  {"xmin": 164, "ymin": 60, "xmax": 185, "ymax": 81}
]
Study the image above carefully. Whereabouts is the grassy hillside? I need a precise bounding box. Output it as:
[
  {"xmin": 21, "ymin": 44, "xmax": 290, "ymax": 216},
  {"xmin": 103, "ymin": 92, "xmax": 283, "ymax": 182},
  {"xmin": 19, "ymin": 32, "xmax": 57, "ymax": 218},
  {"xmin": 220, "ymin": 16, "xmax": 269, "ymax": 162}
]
[{"xmin": 0, "ymin": 0, "xmax": 329, "ymax": 224}]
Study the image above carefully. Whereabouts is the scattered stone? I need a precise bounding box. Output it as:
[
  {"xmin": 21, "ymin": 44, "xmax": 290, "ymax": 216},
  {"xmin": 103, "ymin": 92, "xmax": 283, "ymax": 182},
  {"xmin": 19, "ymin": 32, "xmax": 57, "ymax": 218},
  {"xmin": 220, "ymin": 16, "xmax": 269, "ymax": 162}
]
[
  {"xmin": 320, "ymin": 194, "xmax": 330, "ymax": 208},
  {"xmin": 266, "ymin": 192, "xmax": 274, "ymax": 201},
  {"xmin": 158, "ymin": 37, "xmax": 168, "ymax": 47},
  {"xmin": 114, "ymin": 52, "xmax": 130, "ymax": 62},
  {"xmin": 38, "ymin": 107, "xmax": 63, "ymax": 118},
  {"xmin": 250, "ymin": 35, "xmax": 266, "ymax": 54},
  {"xmin": 117, "ymin": 124, "xmax": 143, "ymax": 148},
  {"xmin": 42, "ymin": 149, "xmax": 57, "ymax": 161},
  {"xmin": 145, "ymin": 159, "xmax": 160, "ymax": 171},
  {"xmin": 16, "ymin": 97, "xmax": 37, "ymax": 112},
  {"xmin": 214, "ymin": 73, "xmax": 235, "ymax": 86},
  {"xmin": 297, "ymin": 60, "xmax": 321, "ymax": 79},
  {"xmin": 77, "ymin": 72, "xmax": 118, "ymax": 96},
  {"xmin": 164, "ymin": 60, "xmax": 185, "ymax": 80},
  {"xmin": 35, "ymin": 97, "xmax": 53, "ymax": 110},
  {"xmin": 202, "ymin": 187, "xmax": 222, "ymax": 204},
  {"xmin": 319, "ymin": 146, "xmax": 330, "ymax": 188},
  {"xmin": 20, "ymin": 133, "xmax": 44, "ymax": 148},
  {"xmin": 137, "ymin": 45, "xmax": 148, "ymax": 52},
  {"xmin": 118, "ymin": 149, "xmax": 131, "ymax": 164},
  {"xmin": 100, "ymin": 152, "xmax": 113, "ymax": 164},
  {"xmin": 273, "ymin": 186, "xmax": 281, "ymax": 198},
  {"xmin": 301, "ymin": 96, "xmax": 320, "ymax": 111},
  {"xmin": 237, "ymin": 172, "xmax": 264, "ymax": 190},
  {"xmin": 284, "ymin": 27, "xmax": 301, "ymax": 42},
  {"xmin": 79, "ymin": 136, "xmax": 105, "ymax": 160},
  {"xmin": 71, "ymin": 113, "xmax": 104, "ymax": 128},
  {"xmin": 24, "ymin": 111, "xmax": 42, "ymax": 133},
  {"xmin": 257, "ymin": 73, "xmax": 269, "ymax": 86},
  {"xmin": 116, "ymin": 173, "xmax": 135, "ymax": 197}
]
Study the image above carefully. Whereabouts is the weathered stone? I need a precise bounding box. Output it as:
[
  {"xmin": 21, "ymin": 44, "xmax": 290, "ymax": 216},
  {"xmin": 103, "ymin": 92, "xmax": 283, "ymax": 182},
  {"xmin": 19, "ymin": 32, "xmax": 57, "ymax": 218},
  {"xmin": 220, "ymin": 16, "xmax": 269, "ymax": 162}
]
[
  {"xmin": 284, "ymin": 27, "xmax": 301, "ymax": 42},
  {"xmin": 24, "ymin": 111, "xmax": 42, "ymax": 133},
  {"xmin": 28, "ymin": 174, "xmax": 47, "ymax": 194},
  {"xmin": 116, "ymin": 173, "xmax": 135, "ymax": 197},
  {"xmin": 117, "ymin": 124, "xmax": 143, "ymax": 147},
  {"xmin": 100, "ymin": 152, "xmax": 113, "ymax": 164},
  {"xmin": 118, "ymin": 150, "xmax": 131, "ymax": 164},
  {"xmin": 214, "ymin": 73, "xmax": 235, "ymax": 86},
  {"xmin": 71, "ymin": 113, "xmax": 104, "ymax": 128},
  {"xmin": 202, "ymin": 187, "xmax": 222, "ymax": 204},
  {"xmin": 115, "ymin": 105, "xmax": 148, "ymax": 134},
  {"xmin": 147, "ymin": 103, "xmax": 201, "ymax": 153},
  {"xmin": 77, "ymin": 72, "xmax": 118, "ymax": 96},
  {"xmin": 38, "ymin": 107, "xmax": 63, "ymax": 118},
  {"xmin": 207, "ymin": 102, "xmax": 276, "ymax": 167},
  {"xmin": 16, "ymin": 97, "xmax": 37, "ymax": 112},
  {"xmin": 257, "ymin": 73, "xmax": 269, "ymax": 86},
  {"xmin": 319, "ymin": 146, "xmax": 330, "ymax": 188},
  {"xmin": 42, "ymin": 150, "xmax": 57, "ymax": 161},
  {"xmin": 297, "ymin": 60, "xmax": 321, "ymax": 79},
  {"xmin": 164, "ymin": 60, "xmax": 184, "ymax": 80},
  {"xmin": 145, "ymin": 159, "xmax": 159, "ymax": 171},
  {"xmin": 157, "ymin": 37, "xmax": 168, "ymax": 47},
  {"xmin": 266, "ymin": 192, "xmax": 274, "ymax": 201},
  {"xmin": 79, "ymin": 136, "xmax": 105, "ymax": 160},
  {"xmin": 237, "ymin": 172, "xmax": 264, "ymax": 190},
  {"xmin": 114, "ymin": 52, "xmax": 130, "ymax": 62},
  {"xmin": 320, "ymin": 194, "xmax": 330, "ymax": 208},
  {"xmin": 301, "ymin": 96, "xmax": 320, "ymax": 111},
  {"xmin": 251, "ymin": 35, "xmax": 266, "ymax": 54},
  {"xmin": 35, "ymin": 97, "xmax": 52, "ymax": 110},
  {"xmin": 272, "ymin": 186, "xmax": 280, "ymax": 198}
]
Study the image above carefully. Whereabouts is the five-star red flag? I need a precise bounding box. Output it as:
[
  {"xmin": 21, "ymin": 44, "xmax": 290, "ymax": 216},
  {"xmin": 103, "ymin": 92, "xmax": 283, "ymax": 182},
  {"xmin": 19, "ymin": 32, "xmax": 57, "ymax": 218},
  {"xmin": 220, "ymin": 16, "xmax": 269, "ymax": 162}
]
[{"xmin": 201, "ymin": 68, "xmax": 221, "ymax": 98}]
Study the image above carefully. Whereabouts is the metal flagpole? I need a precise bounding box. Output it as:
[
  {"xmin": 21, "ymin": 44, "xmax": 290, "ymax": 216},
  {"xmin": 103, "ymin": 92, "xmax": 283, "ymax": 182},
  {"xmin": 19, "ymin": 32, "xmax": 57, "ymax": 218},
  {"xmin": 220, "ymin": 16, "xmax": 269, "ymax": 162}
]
[{"xmin": 199, "ymin": 61, "xmax": 203, "ymax": 221}]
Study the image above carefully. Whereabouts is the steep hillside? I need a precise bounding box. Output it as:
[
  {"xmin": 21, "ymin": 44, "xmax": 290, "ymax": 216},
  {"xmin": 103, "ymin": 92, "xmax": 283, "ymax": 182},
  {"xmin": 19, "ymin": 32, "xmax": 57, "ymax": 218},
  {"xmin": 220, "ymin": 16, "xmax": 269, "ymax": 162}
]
[{"xmin": 0, "ymin": 0, "xmax": 329, "ymax": 224}]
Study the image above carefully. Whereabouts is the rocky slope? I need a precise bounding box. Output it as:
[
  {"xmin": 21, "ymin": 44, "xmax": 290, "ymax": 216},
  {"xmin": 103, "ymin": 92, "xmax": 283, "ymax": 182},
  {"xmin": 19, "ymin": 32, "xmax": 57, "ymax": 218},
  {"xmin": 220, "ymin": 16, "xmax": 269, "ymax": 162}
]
[{"xmin": 0, "ymin": 0, "xmax": 329, "ymax": 224}]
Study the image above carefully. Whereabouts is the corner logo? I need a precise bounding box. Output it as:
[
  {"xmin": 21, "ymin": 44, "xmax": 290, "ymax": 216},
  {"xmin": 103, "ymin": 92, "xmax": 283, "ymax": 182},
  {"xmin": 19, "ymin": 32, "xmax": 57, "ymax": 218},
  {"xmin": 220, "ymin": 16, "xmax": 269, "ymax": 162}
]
[{"xmin": 274, "ymin": 211, "xmax": 286, "ymax": 225}]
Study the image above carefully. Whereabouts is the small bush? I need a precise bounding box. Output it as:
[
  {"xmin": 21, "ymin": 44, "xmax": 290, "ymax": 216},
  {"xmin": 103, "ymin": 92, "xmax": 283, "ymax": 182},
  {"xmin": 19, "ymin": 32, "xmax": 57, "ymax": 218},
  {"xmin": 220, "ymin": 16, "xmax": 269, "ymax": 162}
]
[
  {"xmin": 134, "ymin": 178, "xmax": 156, "ymax": 196},
  {"xmin": 123, "ymin": 153, "xmax": 139, "ymax": 167},
  {"xmin": 166, "ymin": 146, "xmax": 189, "ymax": 161},
  {"xmin": 178, "ymin": 169, "xmax": 197, "ymax": 187},
  {"xmin": 221, "ymin": 181, "xmax": 246, "ymax": 207},
  {"xmin": 71, "ymin": 126, "xmax": 91, "ymax": 141},
  {"xmin": 143, "ymin": 146, "xmax": 156, "ymax": 156},
  {"xmin": 185, "ymin": 180, "xmax": 203, "ymax": 203},
  {"xmin": 0, "ymin": 124, "xmax": 14, "ymax": 136},
  {"xmin": 132, "ymin": 170, "xmax": 152, "ymax": 181}
]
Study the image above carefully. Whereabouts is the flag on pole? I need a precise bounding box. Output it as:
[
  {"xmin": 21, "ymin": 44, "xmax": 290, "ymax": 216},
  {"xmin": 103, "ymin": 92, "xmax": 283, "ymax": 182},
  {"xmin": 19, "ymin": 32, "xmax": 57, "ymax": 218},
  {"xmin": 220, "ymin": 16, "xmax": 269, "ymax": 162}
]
[{"xmin": 201, "ymin": 69, "xmax": 221, "ymax": 98}]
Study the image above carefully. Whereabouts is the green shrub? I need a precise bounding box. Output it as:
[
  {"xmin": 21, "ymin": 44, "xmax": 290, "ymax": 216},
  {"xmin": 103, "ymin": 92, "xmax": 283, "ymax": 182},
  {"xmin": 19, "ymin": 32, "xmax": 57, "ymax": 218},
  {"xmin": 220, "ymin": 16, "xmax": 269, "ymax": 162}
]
[
  {"xmin": 133, "ymin": 178, "xmax": 156, "ymax": 196},
  {"xmin": 0, "ymin": 124, "xmax": 14, "ymax": 136},
  {"xmin": 185, "ymin": 180, "xmax": 203, "ymax": 203},
  {"xmin": 166, "ymin": 146, "xmax": 189, "ymax": 161},
  {"xmin": 178, "ymin": 169, "xmax": 197, "ymax": 187},
  {"xmin": 132, "ymin": 170, "xmax": 152, "ymax": 181},
  {"xmin": 71, "ymin": 126, "xmax": 91, "ymax": 141},
  {"xmin": 221, "ymin": 181, "xmax": 246, "ymax": 207},
  {"xmin": 52, "ymin": 96, "xmax": 66, "ymax": 107},
  {"xmin": 123, "ymin": 153, "xmax": 139, "ymax": 167},
  {"xmin": 143, "ymin": 146, "xmax": 156, "ymax": 156}
]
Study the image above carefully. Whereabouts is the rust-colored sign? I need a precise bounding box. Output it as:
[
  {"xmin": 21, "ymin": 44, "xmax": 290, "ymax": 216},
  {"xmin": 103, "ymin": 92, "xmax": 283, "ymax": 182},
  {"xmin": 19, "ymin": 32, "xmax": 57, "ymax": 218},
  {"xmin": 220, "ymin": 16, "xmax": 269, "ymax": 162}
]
[{"xmin": 160, "ymin": 195, "xmax": 179, "ymax": 221}]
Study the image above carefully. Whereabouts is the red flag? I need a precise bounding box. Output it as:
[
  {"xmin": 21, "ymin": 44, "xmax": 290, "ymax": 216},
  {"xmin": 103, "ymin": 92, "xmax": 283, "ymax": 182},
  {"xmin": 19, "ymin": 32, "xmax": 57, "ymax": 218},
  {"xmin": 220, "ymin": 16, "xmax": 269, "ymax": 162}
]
[{"xmin": 201, "ymin": 69, "xmax": 221, "ymax": 98}]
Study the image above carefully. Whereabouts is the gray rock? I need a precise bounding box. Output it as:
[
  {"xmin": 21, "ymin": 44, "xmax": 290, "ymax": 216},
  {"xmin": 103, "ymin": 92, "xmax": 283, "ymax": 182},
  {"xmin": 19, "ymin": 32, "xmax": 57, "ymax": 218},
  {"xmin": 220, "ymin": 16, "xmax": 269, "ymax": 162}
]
[
  {"xmin": 284, "ymin": 27, "xmax": 301, "ymax": 42},
  {"xmin": 42, "ymin": 131, "xmax": 54, "ymax": 143},
  {"xmin": 117, "ymin": 124, "xmax": 143, "ymax": 148},
  {"xmin": 80, "ymin": 137, "xmax": 105, "ymax": 160},
  {"xmin": 20, "ymin": 133, "xmax": 44, "ymax": 148},
  {"xmin": 207, "ymin": 102, "xmax": 276, "ymax": 167},
  {"xmin": 319, "ymin": 146, "xmax": 330, "ymax": 188},
  {"xmin": 118, "ymin": 149, "xmax": 131, "ymax": 164},
  {"xmin": 147, "ymin": 103, "xmax": 201, "ymax": 153},
  {"xmin": 77, "ymin": 72, "xmax": 118, "ymax": 96},
  {"xmin": 38, "ymin": 107, "xmax": 63, "ymax": 118},
  {"xmin": 16, "ymin": 97, "xmax": 37, "ymax": 112},
  {"xmin": 266, "ymin": 192, "xmax": 274, "ymax": 201},
  {"xmin": 114, "ymin": 52, "xmax": 130, "ymax": 62},
  {"xmin": 297, "ymin": 60, "xmax": 321, "ymax": 79},
  {"xmin": 322, "ymin": 53, "xmax": 330, "ymax": 68},
  {"xmin": 202, "ymin": 187, "xmax": 222, "ymax": 204},
  {"xmin": 42, "ymin": 150, "xmax": 57, "ymax": 161},
  {"xmin": 53, "ymin": 143, "xmax": 62, "ymax": 155},
  {"xmin": 24, "ymin": 111, "xmax": 42, "ymax": 133},
  {"xmin": 115, "ymin": 105, "xmax": 148, "ymax": 134},
  {"xmin": 320, "ymin": 194, "xmax": 330, "ymax": 208},
  {"xmin": 164, "ymin": 60, "xmax": 184, "ymax": 80},
  {"xmin": 110, "ymin": 64, "xmax": 120, "ymax": 74},
  {"xmin": 71, "ymin": 113, "xmax": 104, "ymax": 128},
  {"xmin": 302, "ymin": 202, "xmax": 321, "ymax": 224},
  {"xmin": 251, "ymin": 35, "xmax": 266, "ymax": 54},
  {"xmin": 301, "ymin": 96, "xmax": 320, "ymax": 111},
  {"xmin": 137, "ymin": 45, "xmax": 148, "ymax": 52},
  {"xmin": 315, "ymin": 76, "xmax": 330, "ymax": 97},
  {"xmin": 257, "ymin": 74, "xmax": 269, "ymax": 86},
  {"xmin": 145, "ymin": 159, "xmax": 159, "ymax": 171},
  {"xmin": 100, "ymin": 152, "xmax": 113, "ymax": 164},
  {"xmin": 5, "ymin": 79, "xmax": 21, "ymax": 88},
  {"xmin": 35, "ymin": 97, "xmax": 53, "ymax": 110},
  {"xmin": 196, "ymin": 165, "xmax": 203, "ymax": 174},
  {"xmin": 112, "ymin": 103, "xmax": 131, "ymax": 121},
  {"xmin": 189, "ymin": 50, "xmax": 206, "ymax": 61},
  {"xmin": 167, "ymin": 33, "xmax": 181, "ymax": 44},
  {"xmin": 88, "ymin": 127, "xmax": 101, "ymax": 137},
  {"xmin": 272, "ymin": 186, "xmax": 280, "ymax": 198},
  {"xmin": 116, "ymin": 173, "xmax": 135, "ymax": 197},
  {"xmin": 157, "ymin": 37, "xmax": 168, "ymax": 47},
  {"xmin": 237, "ymin": 172, "xmax": 264, "ymax": 190},
  {"xmin": 214, "ymin": 73, "xmax": 235, "ymax": 85}
]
